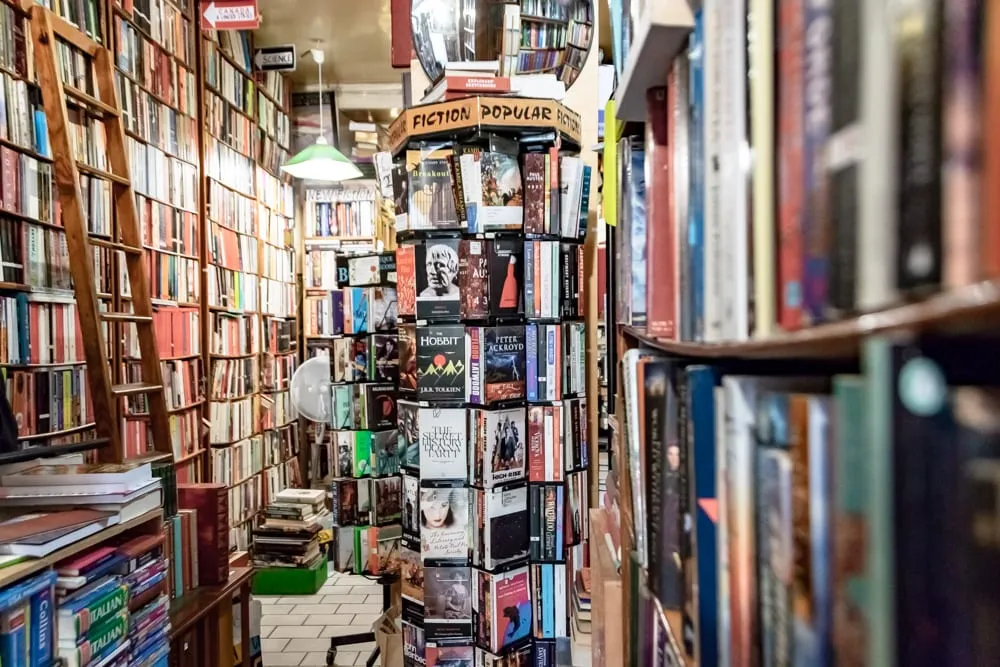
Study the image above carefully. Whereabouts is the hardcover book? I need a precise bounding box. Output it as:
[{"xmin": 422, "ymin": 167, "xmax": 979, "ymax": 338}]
[
  {"xmin": 397, "ymin": 243, "xmax": 417, "ymax": 317},
  {"xmin": 415, "ymin": 239, "xmax": 462, "ymax": 320},
  {"xmin": 420, "ymin": 488, "xmax": 471, "ymax": 561},
  {"xmin": 407, "ymin": 149, "xmax": 460, "ymax": 230},
  {"xmin": 468, "ymin": 325, "xmax": 526, "ymax": 405},
  {"xmin": 418, "ymin": 406, "xmax": 467, "ymax": 481},
  {"xmin": 416, "ymin": 325, "xmax": 467, "ymax": 401}
]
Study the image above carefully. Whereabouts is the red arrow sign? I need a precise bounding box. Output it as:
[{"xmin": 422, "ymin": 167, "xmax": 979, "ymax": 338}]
[{"xmin": 200, "ymin": 0, "xmax": 260, "ymax": 30}]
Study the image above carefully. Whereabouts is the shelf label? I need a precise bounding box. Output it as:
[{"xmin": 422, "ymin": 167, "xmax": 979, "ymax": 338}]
[
  {"xmin": 201, "ymin": 0, "xmax": 260, "ymax": 30},
  {"xmin": 255, "ymin": 45, "xmax": 297, "ymax": 72}
]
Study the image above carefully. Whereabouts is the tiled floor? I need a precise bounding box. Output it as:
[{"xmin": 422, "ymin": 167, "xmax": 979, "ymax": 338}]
[{"xmin": 256, "ymin": 568, "xmax": 383, "ymax": 667}]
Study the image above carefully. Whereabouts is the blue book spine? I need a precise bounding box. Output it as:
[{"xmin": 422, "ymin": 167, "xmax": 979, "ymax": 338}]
[
  {"xmin": 15, "ymin": 294, "xmax": 29, "ymax": 364},
  {"xmin": 577, "ymin": 165, "xmax": 592, "ymax": 239},
  {"xmin": 801, "ymin": 0, "xmax": 832, "ymax": 323},
  {"xmin": 687, "ymin": 366, "xmax": 719, "ymax": 666},
  {"xmin": 29, "ymin": 586, "xmax": 53, "ymax": 667},
  {"xmin": 545, "ymin": 327, "xmax": 556, "ymax": 401},
  {"xmin": 526, "ymin": 324, "xmax": 538, "ymax": 401},
  {"xmin": 0, "ymin": 606, "xmax": 27, "ymax": 666},
  {"xmin": 542, "ymin": 565, "xmax": 554, "ymax": 638},
  {"xmin": 687, "ymin": 11, "xmax": 705, "ymax": 342},
  {"xmin": 555, "ymin": 486, "xmax": 564, "ymax": 558},
  {"xmin": 524, "ymin": 242, "xmax": 535, "ymax": 317},
  {"xmin": 33, "ymin": 112, "xmax": 49, "ymax": 158},
  {"xmin": 0, "ymin": 571, "xmax": 57, "ymax": 614}
]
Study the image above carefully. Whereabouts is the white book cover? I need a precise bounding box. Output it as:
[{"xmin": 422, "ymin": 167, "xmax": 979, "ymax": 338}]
[
  {"xmin": 702, "ymin": 1, "xmax": 723, "ymax": 342},
  {"xmin": 420, "ymin": 487, "xmax": 470, "ymax": 561},
  {"xmin": 749, "ymin": 0, "xmax": 775, "ymax": 337},
  {"xmin": 482, "ymin": 407, "xmax": 527, "ymax": 486},
  {"xmin": 418, "ymin": 407, "xmax": 468, "ymax": 481}
]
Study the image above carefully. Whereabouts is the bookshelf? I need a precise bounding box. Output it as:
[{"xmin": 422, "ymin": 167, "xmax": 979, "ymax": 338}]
[
  {"xmin": 111, "ymin": 0, "xmax": 204, "ymax": 469},
  {"xmin": 201, "ymin": 27, "xmax": 298, "ymax": 554}
]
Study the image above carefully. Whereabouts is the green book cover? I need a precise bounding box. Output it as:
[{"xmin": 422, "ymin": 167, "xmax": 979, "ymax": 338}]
[
  {"xmin": 334, "ymin": 385, "xmax": 352, "ymax": 430},
  {"xmin": 354, "ymin": 432, "xmax": 372, "ymax": 477},
  {"xmin": 58, "ymin": 609, "xmax": 128, "ymax": 662},
  {"xmin": 61, "ymin": 584, "xmax": 128, "ymax": 639}
]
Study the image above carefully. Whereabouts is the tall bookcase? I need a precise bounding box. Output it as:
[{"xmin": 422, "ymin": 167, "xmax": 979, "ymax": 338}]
[
  {"xmin": 201, "ymin": 28, "xmax": 298, "ymax": 554},
  {"xmin": 111, "ymin": 0, "xmax": 203, "ymax": 469}
]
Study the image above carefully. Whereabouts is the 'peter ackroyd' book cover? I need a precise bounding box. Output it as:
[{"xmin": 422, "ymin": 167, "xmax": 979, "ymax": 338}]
[
  {"xmin": 416, "ymin": 325, "xmax": 467, "ymax": 402},
  {"xmin": 468, "ymin": 325, "xmax": 526, "ymax": 405}
]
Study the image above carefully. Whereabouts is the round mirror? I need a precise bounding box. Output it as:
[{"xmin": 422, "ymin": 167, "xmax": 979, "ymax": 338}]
[{"xmin": 410, "ymin": 0, "xmax": 594, "ymax": 90}]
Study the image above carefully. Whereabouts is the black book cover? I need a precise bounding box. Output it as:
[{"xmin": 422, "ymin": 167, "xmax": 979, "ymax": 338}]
[
  {"xmin": 424, "ymin": 566, "xmax": 473, "ymax": 637},
  {"xmin": 487, "ymin": 238, "xmax": 524, "ymax": 318},
  {"xmin": 332, "ymin": 479, "xmax": 359, "ymax": 526},
  {"xmin": 459, "ymin": 239, "xmax": 489, "ymax": 320},
  {"xmin": 365, "ymin": 383, "xmax": 398, "ymax": 430},
  {"xmin": 351, "ymin": 337, "xmax": 370, "ymax": 382},
  {"xmin": 402, "ymin": 472, "xmax": 420, "ymax": 535},
  {"xmin": 486, "ymin": 486, "xmax": 529, "ymax": 568},
  {"xmin": 416, "ymin": 239, "xmax": 462, "ymax": 320},
  {"xmin": 372, "ymin": 334, "xmax": 399, "ymax": 383},
  {"xmin": 373, "ymin": 476, "xmax": 402, "ymax": 525},
  {"xmin": 416, "ymin": 324, "xmax": 467, "ymax": 401},
  {"xmin": 480, "ymin": 325, "xmax": 526, "ymax": 404}
]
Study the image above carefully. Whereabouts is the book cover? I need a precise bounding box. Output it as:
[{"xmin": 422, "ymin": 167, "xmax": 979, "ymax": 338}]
[
  {"xmin": 489, "ymin": 238, "xmax": 524, "ymax": 318},
  {"xmin": 402, "ymin": 473, "xmax": 420, "ymax": 535},
  {"xmin": 415, "ymin": 240, "xmax": 461, "ymax": 320},
  {"xmin": 407, "ymin": 149, "xmax": 460, "ymax": 230},
  {"xmin": 482, "ymin": 407, "xmax": 526, "ymax": 487},
  {"xmin": 398, "ymin": 399, "xmax": 420, "ymax": 468},
  {"xmin": 492, "ymin": 566, "xmax": 531, "ymax": 651},
  {"xmin": 373, "ymin": 477, "xmax": 402, "ymax": 525},
  {"xmin": 426, "ymin": 643, "xmax": 474, "ymax": 667},
  {"xmin": 485, "ymin": 486, "xmax": 529, "ymax": 570},
  {"xmin": 351, "ymin": 337, "xmax": 370, "ymax": 382},
  {"xmin": 416, "ymin": 325, "xmax": 467, "ymax": 402},
  {"xmin": 364, "ymin": 383, "xmax": 397, "ymax": 431},
  {"xmin": 403, "ymin": 620, "xmax": 425, "ymax": 667},
  {"xmin": 371, "ymin": 287, "xmax": 399, "ymax": 331},
  {"xmin": 424, "ymin": 565, "xmax": 473, "ymax": 627},
  {"xmin": 420, "ymin": 490, "xmax": 470, "ymax": 561},
  {"xmin": 481, "ymin": 325, "xmax": 526, "ymax": 404},
  {"xmin": 523, "ymin": 153, "xmax": 546, "ymax": 234},
  {"xmin": 479, "ymin": 150, "xmax": 523, "ymax": 231},
  {"xmin": 393, "ymin": 161, "xmax": 409, "ymax": 231},
  {"xmin": 401, "ymin": 545, "xmax": 424, "ymax": 605},
  {"xmin": 399, "ymin": 323, "xmax": 418, "ymax": 394},
  {"xmin": 458, "ymin": 239, "xmax": 489, "ymax": 320},
  {"xmin": 372, "ymin": 334, "xmax": 399, "ymax": 383},
  {"xmin": 372, "ymin": 429, "xmax": 401, "ymax": 476},
  {"xmin": 336, "ymin": 432, "xmax": 355, "ymax": 478},
  {"xmin": 397, "ymin": 243, "xmax": 417, "ymax": 317},
  {"xmin": 418, "ymin": 406, "xmax": 467, "ymax": 481}
]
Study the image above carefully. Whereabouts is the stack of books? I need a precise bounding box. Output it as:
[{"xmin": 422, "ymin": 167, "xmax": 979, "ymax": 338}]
[
  {"xmin": 0, "ymin": 462, "xmax": 161, "ymax": 558},
  {"xmin": 53, "ymin": 532, "xmax": 169, "ymax": 667},
  {"xmin": 0, "ymin": 570, "xmax": 58, "ymax": 665},
  {"xmin": 252, "ymin": 488, "xmax": 327, "ymax": 570},
  {"xmin": 572, "ymin": 568, "xmax": 592, "ymax": 644}
]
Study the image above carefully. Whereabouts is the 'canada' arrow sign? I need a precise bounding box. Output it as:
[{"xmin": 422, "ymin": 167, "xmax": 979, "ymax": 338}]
[{"xmin": 200, "ymin": 0, "xmax": 260, "ymax": 30}]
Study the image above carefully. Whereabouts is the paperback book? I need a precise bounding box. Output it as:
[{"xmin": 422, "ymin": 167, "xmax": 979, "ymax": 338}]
[
  {"xmin": 418, "ymin": 406, "xmax": 468, "ymax": 481},
  {"xmin": 415, "ymin": 240, "xmax": 462, "ymax": 320},
  {"xmin": 468, "ymin": 325, "xmax": 526, "ymax": 405},
  {"xmin": 471, "ymin": 407, "xmax": 527, "ymax": 487},
  {"xmin": 424, "ymin": 566, "xmax": 473, "ymax": 640},
  {"xmin": 416, "ymin": 325, "xmax": 467, "ymax": 402},
  {"xmin": 408, "ymin": 149, "xmax": 461, "ymax": 230},
  {"xmin": 420, "ymin": 487, "xmax": 471, "ymax": 561}
]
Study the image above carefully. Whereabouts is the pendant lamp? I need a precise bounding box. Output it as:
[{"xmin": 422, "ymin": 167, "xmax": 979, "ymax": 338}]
[{"xmin": 280, "ymin": 48, "xmax": 362, "ymax": 182}]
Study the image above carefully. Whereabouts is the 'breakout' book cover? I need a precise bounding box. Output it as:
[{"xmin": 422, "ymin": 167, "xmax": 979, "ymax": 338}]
[
  {"xmin": 416, "ymin": 325, "xmax": 467, "ymax": 401},
  {"xmin": 407, "ymin": 149, "xmax": 460, "ymax": 230}
]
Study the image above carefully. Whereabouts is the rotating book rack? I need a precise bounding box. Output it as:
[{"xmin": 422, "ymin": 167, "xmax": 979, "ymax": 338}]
[{"xmin": 390, "ymin": 96, "xmax": 594, "ymax": 667}]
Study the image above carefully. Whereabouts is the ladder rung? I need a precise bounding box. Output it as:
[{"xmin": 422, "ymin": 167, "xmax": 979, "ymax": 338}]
[
  {"xmin": 76, "ymin": 162, "xmax": 130, "ymax": 186},
  {"xmin": 62, "ymin": 84, "xmax": 118, "ymax": 116},
  {"xmin": 112, "ymin": 382, "xmax": 163, "ymax": 397},
  {"xmin": 101, "ymin": 312, "xmax": 153, "ymax": 323},
  {"xmin": 89, "ymin": 238, "xmax": 142, "ymax": 254}
]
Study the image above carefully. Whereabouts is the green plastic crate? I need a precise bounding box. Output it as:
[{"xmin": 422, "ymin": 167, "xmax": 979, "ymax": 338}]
[{"xmin": 252, "ymin": 556, "xmax": 328, "ymax": 596}]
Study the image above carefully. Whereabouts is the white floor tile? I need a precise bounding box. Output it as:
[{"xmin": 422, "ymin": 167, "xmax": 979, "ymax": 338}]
[
  {"xmin": 268, "ymin": 625, "xmax": 324, "ymax": 639},
  {"xmin": 305, "ymin": 613, "xmax": 356, "ymax": 625},
  {"xmin": 333, "ymin": 604, "xmax": 383, "ymax": 615},
  {"xmin": 263, "ymin": 652, "xmax": 305, "ymax": 666},
  {"xmin": 279, "ymin": 595, "xmax": 327, "ymax": 605},
  {"xmin": 285, "ymin": 637, "xmax": 334, "ymax": 652},
  {"xmin": 259, "ymin": 603, "xmax": 296, "ymax": 615},
  {"xmin": 321, "ymin": 593, "xmax": 369, "ymax": 604},
  {"xmin": 293, "ymin": 604, "xmax": 339, "ymax": 615},
  {"xmin": 261, "ymin": 637, "xmax": 289, "ymax": 653},
  {"xmin": 262, "ymin": 614, "xmax": 308, "ymax": 626}
]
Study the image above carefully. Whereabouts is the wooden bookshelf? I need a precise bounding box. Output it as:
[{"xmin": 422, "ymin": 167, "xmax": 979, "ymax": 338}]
[
  {"xmin": 0, "ymin": 508, "xmax": 163, "ymax": 588},
  {"xmin": 620, "ymin": 279, "xmax": 1000, "ymax": 361}
]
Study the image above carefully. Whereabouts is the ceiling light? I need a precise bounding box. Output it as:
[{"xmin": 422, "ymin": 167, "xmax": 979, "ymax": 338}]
[{"xmin": 281, "ymin": 47, "xmax": 362, "ymax": 182}]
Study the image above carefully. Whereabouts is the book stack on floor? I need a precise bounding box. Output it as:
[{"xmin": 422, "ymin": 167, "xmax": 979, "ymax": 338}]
[{"xmin": 251, "ymin": 488, "xmax": 329, "ymax": 596}]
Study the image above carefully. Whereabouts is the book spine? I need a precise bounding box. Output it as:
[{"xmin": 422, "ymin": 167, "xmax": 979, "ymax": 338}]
[
  {"xmin": 0, "ymin": 606, "xmax": 27, "ymax": 667},
  {"xmin": 526, "ymin": 324, "xmax": 538, "ymax": 401},
  {"xmin": 29, "ymin": 585, "xmax": 53, "ymax": 667},
  {"xmin": 983, "ymin": 0, "xmax": 1000, "ymax": 277},
  {"xmin": 778, "ymin": 0, "xmax": 804, "ymax": 330},
  {"xmin": 893, "ymin": 0, "xmax": 943, "ymax": 292},
  {"xmin": 646, "ymin": 86, "xmax": 676, "ymax": 339},
  {"xmin": 468, "ymin": 326, "xmax": 481, "ymax": 405},
  {"xmin": 750, "ymin": 0, "xmax": 776, "ymax": 337}
]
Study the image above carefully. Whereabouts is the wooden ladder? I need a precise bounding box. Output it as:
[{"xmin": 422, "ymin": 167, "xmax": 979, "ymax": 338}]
[{"xmin": 29, "ymin": 6, "xmax": 173, "ymax": 463}]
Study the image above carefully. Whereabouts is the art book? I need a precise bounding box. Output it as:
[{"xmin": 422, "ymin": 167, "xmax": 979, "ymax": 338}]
[
  {"xmin": 416, "ymin": 325, "xmax": 467, "ymax": 402},
  {"xmin": 407, "ymin": 149, "xmax": 460, "ymax": 230},
  {"xmin": 418, "ymin": 406, "xmax": 467, "ymax": 481},
  {"xmin": 415, "ymin": 240, "xmax": 462, "ymax": 320},
  {"xmin": 420, "ymin": 487, "xmax": 470, "ymax": 561}
]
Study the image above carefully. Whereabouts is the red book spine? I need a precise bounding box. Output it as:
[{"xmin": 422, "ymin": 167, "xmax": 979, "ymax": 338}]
[
  {"xmin": 443, "ymin": 76, "xmax": 512, "ymax": 93},
  {"xmin": 645, "ymin": 87, "xmax": 676, "ymax": 338},
  {"xmin": 390, "ymin": 0, "xmax": 413, "ymax": 68},
  {"xmin": 983, "ymin": 0, "xmax": 1000, "ymax": 277},
  {"xmin": 777, "ymin": 0, "xmax": 805, "ymax": 329}
]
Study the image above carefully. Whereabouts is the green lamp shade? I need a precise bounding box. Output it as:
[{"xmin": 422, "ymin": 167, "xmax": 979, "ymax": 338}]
[{"xmin": 280, "ymin": 138, "xmax": 363, "ymax": 182}]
